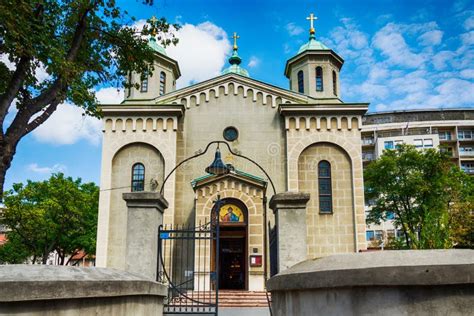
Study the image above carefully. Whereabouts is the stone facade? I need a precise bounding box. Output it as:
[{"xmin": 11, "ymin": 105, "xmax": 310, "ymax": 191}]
[{"xmin": 96, "ymin": 27, "xmax": 369, "ymax": 288}]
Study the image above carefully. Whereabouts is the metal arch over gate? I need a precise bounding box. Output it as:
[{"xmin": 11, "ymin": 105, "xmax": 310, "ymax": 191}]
[{"xmin": 157, "ymin": 201, "xmax": 221, "ymax": 315}]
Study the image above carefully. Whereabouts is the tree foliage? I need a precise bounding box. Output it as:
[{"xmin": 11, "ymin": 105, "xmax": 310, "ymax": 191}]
[
  {"xmin": 0, "ymin": 173, "xmax": 99, "ymax": 264},
  {"xmin": 364, "ymin": 144, "xmax": 474, "ymax": 249},
  {"xmin": 0, "ymin": 0, "xmax": 179, "ymax": 196}
]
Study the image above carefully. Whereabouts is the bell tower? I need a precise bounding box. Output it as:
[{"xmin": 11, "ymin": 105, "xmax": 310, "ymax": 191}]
[
  {"xmin": 125, "ymin": 17, "xmax": 181, "ymax": 100},
  {"xmin": 285, "ymin": 13, "xmax": 343, "ymax": 100}
]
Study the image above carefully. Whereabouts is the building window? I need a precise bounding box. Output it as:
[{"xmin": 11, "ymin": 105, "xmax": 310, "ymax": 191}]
[
  {"xmin": 316, "ymin": 67, "xmax": 323, "ymax": 91},
  {"xmin": 384, "ymin": 141, "xmax": 394, "ymax": 150},
  {"xmin": 375, "ymin": 230, "xmax": 384, "ymax": 241},
  {"xmin": 131, "ymin": 163, "xmax": 145, "ymax": 192},
  {"xmin": 332, "ymin": 70, "xmax": 337, "ymax": 96},
  {"xmin": 297, "ymin": 70, "xmax": 304, "ymax": 93},
  {"xmin": 423, "ymin": 138, "xmax": 433, "ymax": 148},
  {"xmin": 140, "ymin": 72, "xmax": 148, "ymax": 92},
  {"xmin": 159, "ymin": 71, "xmax": 166, "ymax": 96},
  {"xmin": 461, "ymin": 162, "xmax": 474, "ymax": 174},
  {"xmin": 458, "ymin": 130, "xmax": 473, "ymax": 140},
  {"xmin": 366, "ymin": 230, "xmax": 375, "ymax": 241},
  {"xmin": 439, "ymin": 131, "xmax": 452, "ymax": 140},
  {"xmin": 414, "ymin": 139, "xmax": 423, "ymax": 148},
  {"xmin": 440, "ymin": 147, "xmax": 453, "ymax": 156},
  {"xmin": 318, "ymin": 160, "xmax": 332, "ymax": 213}
]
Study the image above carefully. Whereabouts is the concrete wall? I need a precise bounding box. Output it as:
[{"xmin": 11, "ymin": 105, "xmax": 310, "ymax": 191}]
[
  {"xmin": 0, "ymin": 265, "xmax": 167, "ymax": 316},
  {"xmin": 271, "ymin": 285, "xmax": 473, "ymax": 316},
  {"xmin": 267, "ymin": 249, "xmax": 474, "ymax": 316}
]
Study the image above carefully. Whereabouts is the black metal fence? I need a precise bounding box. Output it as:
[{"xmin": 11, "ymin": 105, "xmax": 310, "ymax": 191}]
[
  {"xmin": 269, "ymin": 223, "xmax": 278, "ymax": 277},
  {"xmin": 158, "ymin": 220, "xmax": 219, "ymax": 315}
]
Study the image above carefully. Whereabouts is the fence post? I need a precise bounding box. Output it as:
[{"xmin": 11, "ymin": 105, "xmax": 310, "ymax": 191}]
[
  {"xmin": 123, "ymin": 192, "xmax": 168, "ymax": 280},
  {"xmin": 269, "ymin": 192, "xmax": 310, "ymax": 273}
]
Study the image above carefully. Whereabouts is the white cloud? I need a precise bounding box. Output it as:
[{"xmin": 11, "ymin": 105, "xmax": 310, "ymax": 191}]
[
  {"xmin": 96, "ymin": 87, "xmax": 124, "ymax": 104},
  {"xmin": 418, "ymin": 30, "xmax": 443, "ymax": 46},
  {"xmin": 372, "ymin": 23, "xmax": 425, "ymax": 68},
  {"xmin": 460, "ymin": 30, "xmax": 474, "ymax": 46},
  {"xmin": 432, "ymin": 51, "xmax": 456, "ymax": 70},
  {"xmin": 286, "ymin": 23, "xmax": 304, "ymax": 36},
  {"xmin": 460, "ymin": 69, "xmax": 474, "ymax": 79},
  {"xmin": 27, "ymin": 163, "xmax": 67, "ymax": 174},
  {"xmin": 32, "ymin": 102, "xmax": 101, "ymax": 146},
  {"xmin": 247, "ymin": 56, "xmax": 260, "ymax": 68},
  {"xmin": 166, "ymin": 22, "xmax": 231, "ymax": 87},
  {"xmin": 464, "ymin": 15, "xmax": 474, "ymax": 30},
  {"xmin": 0, "ymin": 54, "xmax": 14, "ymax": 70}
]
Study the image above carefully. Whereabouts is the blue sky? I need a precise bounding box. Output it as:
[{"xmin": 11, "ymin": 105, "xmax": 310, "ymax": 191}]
[{"xmin": 4, "ymin": 0, "xmax": 474, "ymax": 189}]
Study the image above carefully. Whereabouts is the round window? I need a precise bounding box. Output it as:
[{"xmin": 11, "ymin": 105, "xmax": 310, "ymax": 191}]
[{"xmin": 223, "ymin": 126, "xmax": 239, "ymax": 142}]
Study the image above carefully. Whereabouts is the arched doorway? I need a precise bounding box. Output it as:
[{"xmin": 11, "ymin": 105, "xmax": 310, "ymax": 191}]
[{"xmin": 213, "ymin": 198, "xmax": 248, "ymax": 290}]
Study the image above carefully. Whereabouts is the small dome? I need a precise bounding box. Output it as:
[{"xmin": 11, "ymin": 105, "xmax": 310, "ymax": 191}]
[
  {"xmin": 222, "ymin": 64, "xmax": 250, "ymax": 77},
  {"xmin": 148, "ymin": 36, "xmax": 167, "ymax": 56},
  {"xmin": 222, "ymin": 39, "xmax": 250, "ymax": 77},
  {"xmin": 297, "ymin": 37, "xmax": 330, "ymax": 54}
]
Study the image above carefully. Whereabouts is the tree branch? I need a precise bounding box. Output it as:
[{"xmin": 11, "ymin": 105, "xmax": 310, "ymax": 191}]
[{"xmin": 0, "ymin": 56, "xmax": 32, "ymax": 124}]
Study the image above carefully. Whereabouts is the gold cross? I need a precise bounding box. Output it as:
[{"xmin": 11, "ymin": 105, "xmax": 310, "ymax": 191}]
[
  {"xmin": 150, "ymin": 16, "xmax": 158, "ymax": 36},
  {"xmin": 306, "ymin": 13, "xmax": 318, "ymax": 35},
  {"xmin": 232, "ymin": 32, "xmax": 240, "ymax": 50}
]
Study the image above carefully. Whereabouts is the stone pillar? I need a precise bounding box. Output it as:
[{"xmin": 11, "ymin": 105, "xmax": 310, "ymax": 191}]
[
  {"xmin": 270, "ymin": 192, "xmax": 310, "ymax": 273},
  {"xmin": 123, "ymin": 192, "xmax": 168, "ymax": 280}
]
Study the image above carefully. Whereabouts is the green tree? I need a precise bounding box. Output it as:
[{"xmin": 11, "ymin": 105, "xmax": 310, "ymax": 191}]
[
  {"xmin": 0, "ymin": 173, "xmax": 99, "ymax": 264},
  {"xmin": 0, "ymin": 0, "xmax": 179, "ymax": 196},
  {"xmin": 364, "ymin": 144, "xmax": 474, "ymax": 249}
]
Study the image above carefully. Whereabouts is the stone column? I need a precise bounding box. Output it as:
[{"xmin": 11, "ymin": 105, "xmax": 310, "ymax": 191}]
[
  {"xmin": 270, "ymin": 192, "xmax": 310, "ymax": 273},
  {"xmin": 123, "ymin": 192, "xmax": 168, "ymax": 280}
]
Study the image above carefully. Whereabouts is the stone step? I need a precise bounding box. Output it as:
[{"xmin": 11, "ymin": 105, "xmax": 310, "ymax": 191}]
[{"xmin": 180, "ymin": 290, "xmax": 270, "ymax": 307}]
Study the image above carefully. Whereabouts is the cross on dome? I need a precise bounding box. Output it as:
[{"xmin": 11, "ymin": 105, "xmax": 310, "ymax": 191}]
[
  {"xmin": 232, "ymin": 32, "xmax": 240, "ymax": 50},
  {"xmin": 306, "ymin": 13, "xmax": 318, "ymax": 39},
  {"xmin": 149, "ymin": 15, "xmax": 158, "ymax": 36}
]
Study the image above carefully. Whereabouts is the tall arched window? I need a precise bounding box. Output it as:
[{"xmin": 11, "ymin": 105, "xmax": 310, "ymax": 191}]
[
  {"xmin": 318, "ymin": 160, "xmax": 332, "ymax": 213},
  {"xmin": 316, "ymin": 67, "xmax": 323, "ymax": 91},
  {"xmin": 159, "ymin": 71, "xmax": 166, "ymax": 95},
  {"xmin": 140, "ymin": 71, "xmax": 148, "ymax": 92},
  {"xmin": 297, "ymin": 70, "xmax": 304, "ymax": 93},
  {"xmin": 131, "ymin": 163, "xmax": 145, "ymax": 192},
  {"xmin": 332, "ymin": 70, "xmax": 337, "ymax": 96}
]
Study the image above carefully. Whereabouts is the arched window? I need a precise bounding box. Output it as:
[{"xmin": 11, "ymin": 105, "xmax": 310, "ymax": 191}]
[
  {"xmin": 332, "ymin": 70, "xmax": 337, "ymax": 96},
  {"xmin": 316, "ymin": 67, "xmax": 323, "ymax": 92},
  {"xmin": 159, "ymin": 71, "xmax": 166, "ymax": 95},
  {"xmin": 140, "ymin": 71, "xmax": 148, "ymax": 92},
  {"xmin": 297, "ymin": 70, "xmax": 304, "ymax": 93},
  {"xmin": 131, "ymin": 163, "xmax": 145, "ymax": 192},
  {"xmin": 318, "ymin": 160, "xmax": 332, "ymax": 213}
]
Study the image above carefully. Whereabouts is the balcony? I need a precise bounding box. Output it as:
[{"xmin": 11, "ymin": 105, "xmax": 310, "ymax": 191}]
[
  {"xmin": 459, "ymin": 151, "xmax": 474, "ymax": 157},
  {"xmin": 362, "ymin": 153, "xmax": 375, "ymax": 161},
  {"xmin": 462, "ymin": 168, "xmax": 474, "ymax": 174},
  {"xmin": 362, "ymin": 138, "xmax": 375, "ymax": 146}
]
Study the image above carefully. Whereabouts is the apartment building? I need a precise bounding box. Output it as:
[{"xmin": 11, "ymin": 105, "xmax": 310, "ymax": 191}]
[{"xmin": 360, "ymin": 108, "xmax": 474, "ymax": 248}]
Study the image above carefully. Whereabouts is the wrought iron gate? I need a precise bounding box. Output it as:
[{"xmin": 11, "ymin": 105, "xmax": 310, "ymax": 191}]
[{"xmin": 157, "ymin": 218, "xmax": 220, "ymax": 315}]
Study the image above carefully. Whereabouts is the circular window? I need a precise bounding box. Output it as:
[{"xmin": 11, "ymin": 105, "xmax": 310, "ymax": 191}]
[{"xmin": 223, "ymin": 126, "xmax": 239, "ymax": 142}]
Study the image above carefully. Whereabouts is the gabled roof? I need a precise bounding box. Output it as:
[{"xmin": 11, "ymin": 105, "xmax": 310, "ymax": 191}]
[
  {"xmin": 191, "ymin": 169, "xmax": 267, "ymax": 191},
  {"xmin": 121, "ymin": 72, "xmax": 319, "ymax": 107}
]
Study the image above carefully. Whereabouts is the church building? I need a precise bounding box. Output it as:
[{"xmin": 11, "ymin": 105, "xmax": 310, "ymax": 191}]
[{"xmin": 96, "ymin": 14, "xmax": 368, "ymax": 293}]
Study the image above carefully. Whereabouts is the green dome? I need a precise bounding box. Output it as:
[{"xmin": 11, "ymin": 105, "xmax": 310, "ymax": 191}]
[
  {"xmin": 297, "ymin": 37, "xmax": 330, "ymax": 54},
  {"xmin": 222, "ymin": 49, "xmax": 249, "ymax": 77},
  {"xmin": 148, "ymin": 36, "xmax": 167, "ymax": 56},
  {"xmin": 223, "ymin": 64, "xmax": 250, "ymax": 77}
]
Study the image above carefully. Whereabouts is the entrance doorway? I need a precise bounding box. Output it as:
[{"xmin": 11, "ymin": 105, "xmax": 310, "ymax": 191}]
[
  {"xmin": 213, "ymin": 198, "xmax": 248, "ymax": 290},
  {"xmin": 219, "ymin": 227, "xmax": 246, "ymax": 289}
]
